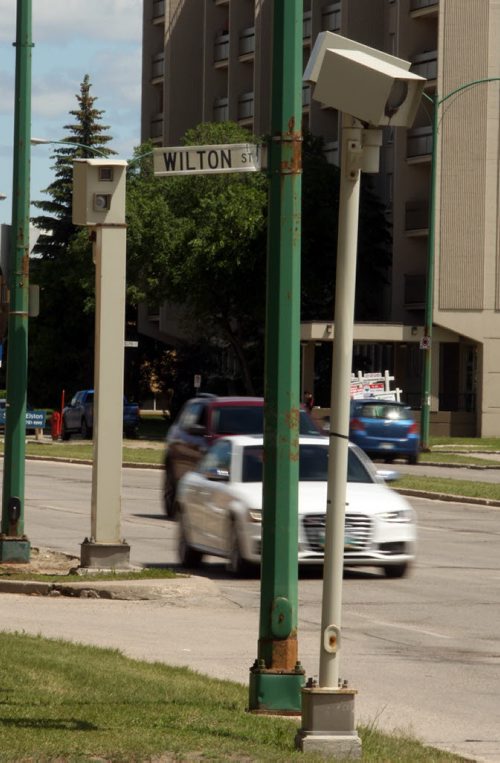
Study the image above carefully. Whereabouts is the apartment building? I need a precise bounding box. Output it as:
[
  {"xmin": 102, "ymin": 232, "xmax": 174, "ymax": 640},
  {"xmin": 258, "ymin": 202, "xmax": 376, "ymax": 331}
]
[{"xmin": 141, "ymin": 0, "xmax": 500, "ymax": 436}]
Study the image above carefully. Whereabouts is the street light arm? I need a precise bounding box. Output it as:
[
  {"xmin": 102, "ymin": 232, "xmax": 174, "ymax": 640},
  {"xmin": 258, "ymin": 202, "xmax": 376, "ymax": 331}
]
[
  {"xmin": 437, "ymin": 77, "xmax": 500, "ymax": 107},
  {"xmin": 31, "ymin": 138, "xmax": 110, "ymax": 158},
  {"xmin": 126, "ymin": 149, "xmax": 154, "ymax": 166}
]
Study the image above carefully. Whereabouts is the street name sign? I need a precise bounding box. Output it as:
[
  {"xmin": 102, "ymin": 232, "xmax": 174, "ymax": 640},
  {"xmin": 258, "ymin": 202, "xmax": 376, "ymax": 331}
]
[
  {"xmin": 153, "ymin": 143, "xmax": 261, "ymax": 176},
  {"xmin": 0, "ymin": 409, "xmax": 46, "ymax": 429}
]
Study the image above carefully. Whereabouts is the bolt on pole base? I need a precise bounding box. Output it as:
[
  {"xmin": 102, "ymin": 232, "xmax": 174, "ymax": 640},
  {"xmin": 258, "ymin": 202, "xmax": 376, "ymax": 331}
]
[
  {"xmin": 295, "ymin": 686, "xmax": 362, "ymax": 758},
  {"xmin": 248, "ymin": 661, "xmax": 305, "ymax": 715},
  {"xmin": 0, "ymin": 537, "xmax": 31, "ymax": 563},
  {"xmin": 80, "ymin": 540, "xmax": 131, "ymax": 570}
]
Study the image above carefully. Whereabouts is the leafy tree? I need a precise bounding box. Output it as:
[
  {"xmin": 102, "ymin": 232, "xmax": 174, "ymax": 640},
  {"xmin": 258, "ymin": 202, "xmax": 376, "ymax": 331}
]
[
  {"xmin": 28, "ymin": 76, "xmax": 115, "ymax": 406},
  {"xmin": 126, "ymin": 123, "xmax": 268, "ymax": 395},
  {"xmin": 126, "ymin": 126, "xmax": 391, "ymax": 398}
]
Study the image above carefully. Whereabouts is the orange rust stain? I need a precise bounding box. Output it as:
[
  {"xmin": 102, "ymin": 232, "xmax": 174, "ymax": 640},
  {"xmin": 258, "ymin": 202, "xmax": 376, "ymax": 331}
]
[{"xmin": 268, "ymin": 637, "xmax": 298, "ymax": 671}]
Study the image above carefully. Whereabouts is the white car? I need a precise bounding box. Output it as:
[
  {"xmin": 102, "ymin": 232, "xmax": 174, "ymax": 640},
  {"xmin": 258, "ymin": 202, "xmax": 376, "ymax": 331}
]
[{"xmin": 175, "ymin": 435, "xmax": 416, "ymax": 578}]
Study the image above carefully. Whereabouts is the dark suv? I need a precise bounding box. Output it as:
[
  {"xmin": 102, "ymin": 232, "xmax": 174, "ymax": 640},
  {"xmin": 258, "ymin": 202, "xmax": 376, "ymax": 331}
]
[{"xmin": 163, "ymin": 395, "xmax": 319, "ymax": 517}]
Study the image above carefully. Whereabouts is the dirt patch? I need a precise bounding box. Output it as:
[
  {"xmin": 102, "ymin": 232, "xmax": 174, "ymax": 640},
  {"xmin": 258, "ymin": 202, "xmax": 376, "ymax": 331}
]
[{"xmin": 0, "ymin": 546, "xmax": 79, "ymax": 576}]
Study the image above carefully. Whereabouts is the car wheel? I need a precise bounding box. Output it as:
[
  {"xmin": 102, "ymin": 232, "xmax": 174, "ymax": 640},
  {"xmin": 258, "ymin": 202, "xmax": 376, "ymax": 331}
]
[
  {"xmin": 226, "ymin": 519, "xmax": 251, "ymax": 577},
  {"xmin": 61, "ymin": 419, "xmax": 70, "ymax": 441},
  {"xmin": 383, "ymin": 562, "xmax": 409, "ymax": 579},
  {"xmin": 164, "ymin": 462, "xmax": 177, "ymax": 519},
  {"xmin": 81, "ymin": 418, "xmax": 92, "ymax": 439},
  {"xmin": 178, "ymin": 510, "xmax": 202, "ymax": 568},
  {"xmin": 408, "ymin": 453, "xmax": 418, "ymax": 465}
]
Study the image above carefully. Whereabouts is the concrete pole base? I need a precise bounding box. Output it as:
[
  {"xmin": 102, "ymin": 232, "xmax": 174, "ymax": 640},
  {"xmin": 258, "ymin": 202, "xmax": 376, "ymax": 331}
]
[
  {"xmin": 80, "ymin": 540, "xmax": 131, "ymax": 569},
  {"xmin": 296, "ymin": 731, "xmax": 362, "ymax": 758},
  {"xmin": 295, "ymin": 686, "xmax": 362, "ymax": 759},
  {"xmin": 0, "ymin": 537, "xmax": 31, "ymax": 563}
]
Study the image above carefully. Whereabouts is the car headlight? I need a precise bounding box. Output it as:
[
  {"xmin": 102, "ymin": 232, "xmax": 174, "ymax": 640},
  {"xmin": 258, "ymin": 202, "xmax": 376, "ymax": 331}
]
[
  {"xmin": 378, "ymin": 508, "xmax": 414, "ymax": 523},
  {"xmin": 248, "ymin": 509, "xmax": 262, "ymax": 523}
]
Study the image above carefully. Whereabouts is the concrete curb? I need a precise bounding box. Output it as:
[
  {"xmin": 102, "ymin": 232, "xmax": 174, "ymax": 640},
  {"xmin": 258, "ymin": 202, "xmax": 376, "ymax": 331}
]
[{"xmin": 0, "ymin": 574, "xmax": 226, "ymax": 602}]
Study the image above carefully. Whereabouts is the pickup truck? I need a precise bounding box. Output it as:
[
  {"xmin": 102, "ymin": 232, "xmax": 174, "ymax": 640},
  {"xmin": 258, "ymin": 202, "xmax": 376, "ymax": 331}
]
[{"xmin": 61, "ymin": 390, "xmax": 140, "ymax": 440}]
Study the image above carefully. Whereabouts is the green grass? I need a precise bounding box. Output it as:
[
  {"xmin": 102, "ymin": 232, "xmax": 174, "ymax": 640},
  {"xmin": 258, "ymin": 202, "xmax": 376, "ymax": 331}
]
[
  {"xmin": 430, "ymin": 435, "xmax": 500, "ymax": 450},
  {"xmin": 0, "ymin": 441, "xmax": 165, "ymax": 466},
  {"xmin": 421, "ymin": 451, "xmax": 500, "ymax": 466},
  {"xmin": 397, "ymin": 475, "xmax": 500, "ymax": 501},
  {"xmin": 0, "ymin": 632, "xmax": 467, "ymax": 762}
]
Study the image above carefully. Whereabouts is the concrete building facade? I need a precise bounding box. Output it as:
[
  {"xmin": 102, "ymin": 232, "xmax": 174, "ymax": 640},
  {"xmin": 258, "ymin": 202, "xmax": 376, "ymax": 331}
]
[{"xmin": 141, "ymin": 0, "xmax": 500, "ymax": 436}]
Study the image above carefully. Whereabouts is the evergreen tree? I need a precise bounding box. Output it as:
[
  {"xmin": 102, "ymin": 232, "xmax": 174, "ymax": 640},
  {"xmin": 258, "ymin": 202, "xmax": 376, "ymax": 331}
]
[
  {"xmin": 28, "ymin": 76, "xmax": 115, "ymax": 406},
  {"xmin": 32, "ymin": 74, "xmax": 115, "ymax": 259}
]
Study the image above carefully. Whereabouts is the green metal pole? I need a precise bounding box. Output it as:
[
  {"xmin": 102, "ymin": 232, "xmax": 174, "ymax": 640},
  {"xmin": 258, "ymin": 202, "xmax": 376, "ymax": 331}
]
[
  {"xmin": 0, "ymin": 0, "xmax": 32, "ymax": 561},
  {"xmin": 420, "ymin": 93, "xmax": 437, "ymax": 452},
  {"xmin": 248, "ymin": 0, "xmax": 304, "ymax": 714}
]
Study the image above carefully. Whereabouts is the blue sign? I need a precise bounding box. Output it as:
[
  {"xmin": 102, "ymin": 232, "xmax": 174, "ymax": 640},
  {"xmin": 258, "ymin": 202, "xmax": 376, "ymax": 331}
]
[{"xmin": 0, "ymin": 408, "xmax": 46, "ymax": 429}]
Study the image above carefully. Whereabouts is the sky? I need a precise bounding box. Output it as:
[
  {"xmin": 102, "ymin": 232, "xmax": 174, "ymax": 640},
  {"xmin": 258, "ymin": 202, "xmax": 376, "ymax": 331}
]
[{"xmin": 0, "ymin": 0, "xmax": 143, "ymax": 225}]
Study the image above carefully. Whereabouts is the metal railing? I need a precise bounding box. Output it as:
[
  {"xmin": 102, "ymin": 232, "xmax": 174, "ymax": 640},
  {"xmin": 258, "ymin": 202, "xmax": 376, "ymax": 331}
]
[
  {"xmin": 405, "ymin": 200, "xmax": 429, "ymax": 231},
  {"xmin": 239, "ymin": 26, "xmax": 255, "ymax": 56},
  {"xmin": 407, "ymin": 125, "xmax": 433, "ymax": 158},
  {"xmin": 214, "ymin": 97, "xmax": 229, "ymax": 122},
  {"xmin": 322, "ymin": 2, "xmax": 341, "ymax": 32}
]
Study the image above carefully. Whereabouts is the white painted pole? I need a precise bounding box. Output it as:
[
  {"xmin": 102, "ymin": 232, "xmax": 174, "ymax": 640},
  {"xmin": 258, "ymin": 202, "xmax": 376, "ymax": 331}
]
[
  {"xmin": 90, "ymin": 226, "xmax": 127, "ymax": 543},
  {"xmin": 319, "ymin": 118, "xmax": 363, "ymax": 688}
]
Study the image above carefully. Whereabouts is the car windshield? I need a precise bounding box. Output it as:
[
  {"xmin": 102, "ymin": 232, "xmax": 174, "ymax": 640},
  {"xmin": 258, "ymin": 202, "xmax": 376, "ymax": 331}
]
[
  {"xmin": 212, "ymin": 407, "xmax": 319, "ymax": 436},
  {"xmin": 355, "ymin": 403, "xmax": 410, "ymax": 421},
  {"xmin": 241, "ymin": 444, "xmax": 373, "ymax": 483}
]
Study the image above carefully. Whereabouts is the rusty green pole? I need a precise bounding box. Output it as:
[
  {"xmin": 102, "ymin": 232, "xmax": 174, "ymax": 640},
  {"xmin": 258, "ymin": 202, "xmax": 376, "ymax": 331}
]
[
  {"xmin": 248, "ymin": 0, "xmax": 304, "ymax": 713},
  {"xmin": 0, "ymin": 0, "xmax": 32, "ymax": 561}
]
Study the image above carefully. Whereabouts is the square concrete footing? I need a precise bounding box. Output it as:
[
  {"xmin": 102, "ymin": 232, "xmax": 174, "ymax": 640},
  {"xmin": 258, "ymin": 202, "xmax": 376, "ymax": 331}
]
[
  {"xmin": 295, "ymin": 686, "xmax": 362, "ymax": 759},
  {"xmin": 0, "ymin": 538, "xmax": 31, "ymax": 563},
  {"xmin": 80, "ymin": 540, "xmax": 131, "ymax": 569}
]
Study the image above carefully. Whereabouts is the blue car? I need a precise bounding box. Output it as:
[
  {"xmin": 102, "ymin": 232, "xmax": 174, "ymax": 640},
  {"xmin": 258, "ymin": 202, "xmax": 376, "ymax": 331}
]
[{"xmin": 349, "ymin": 399, "xmax": 419, "ymax": 464}]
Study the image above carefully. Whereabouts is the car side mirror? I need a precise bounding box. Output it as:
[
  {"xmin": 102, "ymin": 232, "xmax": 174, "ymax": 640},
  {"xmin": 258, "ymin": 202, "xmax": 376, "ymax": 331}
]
[{"xmin": 187, "ymin": 423, "xmax": 208, "ymax": 436}]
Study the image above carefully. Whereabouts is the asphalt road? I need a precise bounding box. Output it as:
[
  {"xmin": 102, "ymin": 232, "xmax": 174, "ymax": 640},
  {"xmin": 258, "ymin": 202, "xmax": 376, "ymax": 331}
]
[{"xmin": 1, "ymin": 458, "xmax": 499, "ymax": 762}]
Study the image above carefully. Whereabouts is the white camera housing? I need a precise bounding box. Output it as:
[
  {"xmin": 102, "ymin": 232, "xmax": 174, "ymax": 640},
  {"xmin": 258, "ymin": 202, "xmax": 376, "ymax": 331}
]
[
  {"xmin": 73, "ymin": 159, "xmax": 127, "ymax": 226},
  {"xmin": 304, "ymin": 32, "xmax": 425, "ymax": 127}
]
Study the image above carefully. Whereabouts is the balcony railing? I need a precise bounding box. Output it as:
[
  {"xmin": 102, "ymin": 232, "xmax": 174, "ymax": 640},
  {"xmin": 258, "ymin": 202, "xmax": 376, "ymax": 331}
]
[
  {"xmin": 214, "ymin": 96, "xmax": 229, "ymax": 122},
  {"xmin": 214, "ymin": 32, "xmax": 229, "ymax": 63},
  {"xmin": 411, "ymin": 50, "xmax": 437, "ymax": 81},
  {"xmin": 410, "ymin": 0, "xmax": 439, "ymax": 16},
  {"xmin": 322, "ymin": 2, "xmax": 341, "ymax": 32},
  {"xmin": 150, "ymin": 114, "xmax": 164, "ymax": 140},
  {"xmin": 239, "ymin": 26, "xmax": 255, "ymax": 57},
  {"xmin": 410, "ymin": 0, "xmax": 438, "ymax": 9},
  {"xmin": 323, "ymin": 140, "xmax": 339, "ymax": 166},
  {"xmin": 405, "ymin": 200, "xmax": 429, "ymax": 232},
  {"xmin": 238, "ymin": 91, "xmax": 254, "ymax": 121},
  {"xmin": 303, "ymin": 10, "xmax": 312, "ymax": 39},
  {"xmin": 151, "ymin": 52, "xmax": 164, "ymax": 80},
  {"xmin": 302, "ymin": 84, "xmax": 311, "ymax": 108},
  {"xmin": 407, "ymin": 125, "xmax": 433, "ymax": 159},
  {"xmin": 152, "ymin": 0, "xmax": 165, "ymax": 20},
  {"xmin": 404, "ymin": 274, "xmax": 426, "ymax": 307}
]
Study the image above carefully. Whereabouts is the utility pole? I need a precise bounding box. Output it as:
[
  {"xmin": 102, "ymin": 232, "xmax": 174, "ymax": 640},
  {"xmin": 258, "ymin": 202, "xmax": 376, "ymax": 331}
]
[
  {"xmin": 0, "ymin": 0, "xmax": 32, "ymax": 562},
  {"xmin": 248, "ymin": 0, "xmax": 304, "ymax": 714}
]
